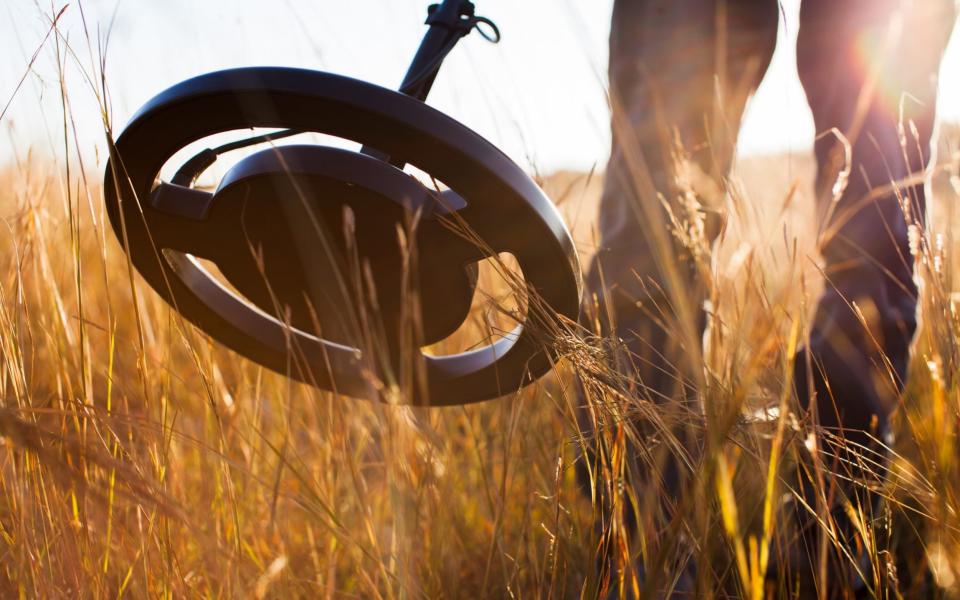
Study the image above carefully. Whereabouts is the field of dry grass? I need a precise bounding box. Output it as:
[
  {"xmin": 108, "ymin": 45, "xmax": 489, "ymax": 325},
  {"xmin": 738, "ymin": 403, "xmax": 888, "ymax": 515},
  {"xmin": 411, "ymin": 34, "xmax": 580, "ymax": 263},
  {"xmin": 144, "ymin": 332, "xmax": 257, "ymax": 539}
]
[{"xmin": 0, "ymin": 125, "xmax": 958, "ymax": 598}]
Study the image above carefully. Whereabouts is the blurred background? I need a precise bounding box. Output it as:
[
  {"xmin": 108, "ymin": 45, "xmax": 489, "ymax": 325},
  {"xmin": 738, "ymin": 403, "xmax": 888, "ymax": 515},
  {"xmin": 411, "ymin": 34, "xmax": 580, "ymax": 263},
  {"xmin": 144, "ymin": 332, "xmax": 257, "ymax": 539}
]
[
  {"xmin": 0, "ymin": 0, "xmax": 844, "ymax": 174},
  {"xmin": 10, "ymin": 0, "xmax": 960, "ymax": 174}
]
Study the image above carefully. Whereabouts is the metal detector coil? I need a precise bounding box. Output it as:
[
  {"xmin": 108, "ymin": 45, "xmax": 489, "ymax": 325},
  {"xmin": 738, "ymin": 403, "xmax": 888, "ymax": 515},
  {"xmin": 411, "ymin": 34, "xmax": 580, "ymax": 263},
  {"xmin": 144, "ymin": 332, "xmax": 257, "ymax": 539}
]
[{"xmin": 104, "ymin": 0, "xmax": 581, "ymax": 405}]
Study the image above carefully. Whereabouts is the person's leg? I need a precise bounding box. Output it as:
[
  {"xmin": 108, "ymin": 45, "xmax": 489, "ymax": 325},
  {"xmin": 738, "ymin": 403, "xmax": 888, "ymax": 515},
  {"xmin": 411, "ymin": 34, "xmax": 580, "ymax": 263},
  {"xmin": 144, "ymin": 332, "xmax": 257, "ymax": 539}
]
[
  {"xmin": 793, "ymin": 0, "xmax": 954, "ymax": 587},
  {"xmin": 593, "ymin": 0, "xmax": 780, "ymax": 359},
  {"xmin": 580, "ymin": 0, "xmax": 778, "ymax": 592}
]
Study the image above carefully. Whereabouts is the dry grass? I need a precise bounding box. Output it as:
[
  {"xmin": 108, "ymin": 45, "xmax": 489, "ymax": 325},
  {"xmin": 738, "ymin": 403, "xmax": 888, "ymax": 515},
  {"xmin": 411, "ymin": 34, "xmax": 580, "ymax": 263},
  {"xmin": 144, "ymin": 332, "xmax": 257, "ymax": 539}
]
[
  {"xmin": 0, "ymin": 156, "xmax": 603, "ymax": 597},
  {"xmin": 0, "ymin": 137, "xmax": 958, "ymax": 597}
]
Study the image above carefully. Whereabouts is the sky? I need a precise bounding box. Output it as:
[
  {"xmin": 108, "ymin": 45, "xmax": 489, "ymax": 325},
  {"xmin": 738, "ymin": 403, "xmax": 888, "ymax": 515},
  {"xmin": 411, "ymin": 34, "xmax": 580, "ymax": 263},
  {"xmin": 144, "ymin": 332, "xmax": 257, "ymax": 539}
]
[{"xmin": 1, "ymin": 0, "xmax": 959, "ymax": 174}]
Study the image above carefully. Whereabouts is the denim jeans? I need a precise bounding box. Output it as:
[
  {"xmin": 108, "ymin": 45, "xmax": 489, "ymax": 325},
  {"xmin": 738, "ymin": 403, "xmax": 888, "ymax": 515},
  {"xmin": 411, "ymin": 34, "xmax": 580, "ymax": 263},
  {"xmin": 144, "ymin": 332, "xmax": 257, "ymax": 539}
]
[{"xmin": 582, "ymin": 0, "xmax": 955, "ymax": 576}]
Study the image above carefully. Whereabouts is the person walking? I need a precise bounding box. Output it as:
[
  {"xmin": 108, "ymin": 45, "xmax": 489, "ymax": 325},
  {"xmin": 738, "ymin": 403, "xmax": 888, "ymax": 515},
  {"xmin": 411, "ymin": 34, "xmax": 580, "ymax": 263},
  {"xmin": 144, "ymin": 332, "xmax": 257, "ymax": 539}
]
[{"xmin": 583, "ymin": 0, "xmax": 955, "ymax": 595}]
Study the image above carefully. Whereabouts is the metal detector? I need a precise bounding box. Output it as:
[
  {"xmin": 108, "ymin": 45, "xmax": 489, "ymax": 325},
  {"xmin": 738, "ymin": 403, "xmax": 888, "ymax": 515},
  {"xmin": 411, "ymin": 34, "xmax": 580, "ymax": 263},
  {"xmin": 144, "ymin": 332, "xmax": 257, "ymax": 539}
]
[{"xmin": 104, "ymin": 0, "xmax": 582, "ymax": 405}]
